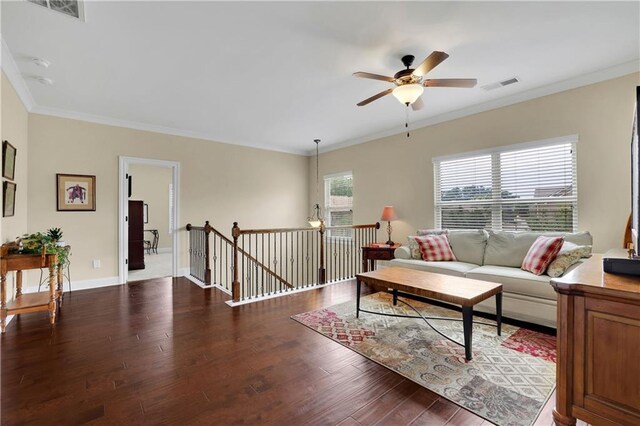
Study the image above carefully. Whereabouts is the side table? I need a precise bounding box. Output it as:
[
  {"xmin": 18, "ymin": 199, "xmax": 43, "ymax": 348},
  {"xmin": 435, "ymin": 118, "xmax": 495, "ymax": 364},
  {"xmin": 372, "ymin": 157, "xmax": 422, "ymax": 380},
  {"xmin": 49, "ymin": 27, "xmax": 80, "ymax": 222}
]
[
  {"xmin": 1, "ymin": 244, "xmax": 58, "ymax": 333},
  {"xmin": 361, "ymin": 244, "xmax": 401, "ymax": 273}
]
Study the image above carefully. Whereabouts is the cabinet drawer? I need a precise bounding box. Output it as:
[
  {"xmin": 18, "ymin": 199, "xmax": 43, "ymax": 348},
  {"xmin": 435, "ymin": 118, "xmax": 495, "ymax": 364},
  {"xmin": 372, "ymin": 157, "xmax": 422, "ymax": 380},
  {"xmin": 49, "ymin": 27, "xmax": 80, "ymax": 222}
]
[{"xmin": 366, "ymin": 250, "xmax": 394, "ymax": 261}]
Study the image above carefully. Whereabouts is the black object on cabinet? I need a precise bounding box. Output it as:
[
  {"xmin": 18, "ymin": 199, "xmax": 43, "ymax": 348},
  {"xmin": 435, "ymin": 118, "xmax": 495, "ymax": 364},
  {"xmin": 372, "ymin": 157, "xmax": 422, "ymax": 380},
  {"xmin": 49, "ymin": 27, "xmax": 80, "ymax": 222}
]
[{"xmin": 128, "ymin": 200, "xmax": 145, "ymax": 270}]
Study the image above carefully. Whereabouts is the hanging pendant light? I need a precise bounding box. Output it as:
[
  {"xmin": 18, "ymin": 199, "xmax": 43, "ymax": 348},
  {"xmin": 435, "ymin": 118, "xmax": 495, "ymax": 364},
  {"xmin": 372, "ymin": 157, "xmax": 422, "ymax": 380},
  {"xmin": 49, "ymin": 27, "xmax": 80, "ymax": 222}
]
[{"xmin": 307, "ymin": 139, "xmax": 324, "ymax": 228}]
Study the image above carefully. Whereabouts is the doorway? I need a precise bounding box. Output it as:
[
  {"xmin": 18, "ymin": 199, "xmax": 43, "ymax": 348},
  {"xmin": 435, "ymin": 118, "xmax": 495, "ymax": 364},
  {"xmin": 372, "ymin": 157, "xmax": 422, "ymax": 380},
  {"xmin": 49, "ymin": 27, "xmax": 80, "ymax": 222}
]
[{"xmin": 118, "ymin": 157, "xmax": 180, "ymax": 284}]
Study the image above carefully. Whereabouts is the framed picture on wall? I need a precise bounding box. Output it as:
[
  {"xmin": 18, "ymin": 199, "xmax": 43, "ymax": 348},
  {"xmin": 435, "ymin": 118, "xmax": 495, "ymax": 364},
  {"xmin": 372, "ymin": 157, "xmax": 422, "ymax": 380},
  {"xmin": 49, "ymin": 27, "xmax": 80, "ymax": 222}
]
[
  {"xmin": 56, "ymin": 173, "xmax": 96, "ymax": 211},
  {"xmin": 2, "ymin": 140, "xmax": 16, "ymax": 181},
  {"xmin": 143, "ymin": 203, "xmax": 149, "ymax": 223},
  {"xmin": 3, "ymin": 181, "xmax": 16, "ymax": 217}
]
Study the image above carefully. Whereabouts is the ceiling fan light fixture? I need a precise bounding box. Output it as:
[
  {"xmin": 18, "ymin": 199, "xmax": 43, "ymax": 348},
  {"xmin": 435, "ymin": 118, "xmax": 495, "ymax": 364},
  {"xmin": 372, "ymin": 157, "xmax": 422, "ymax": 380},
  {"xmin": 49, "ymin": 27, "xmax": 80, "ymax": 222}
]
[{"xmin": 392, "ymin": 84, "xmax": 423, "ymax": 105}]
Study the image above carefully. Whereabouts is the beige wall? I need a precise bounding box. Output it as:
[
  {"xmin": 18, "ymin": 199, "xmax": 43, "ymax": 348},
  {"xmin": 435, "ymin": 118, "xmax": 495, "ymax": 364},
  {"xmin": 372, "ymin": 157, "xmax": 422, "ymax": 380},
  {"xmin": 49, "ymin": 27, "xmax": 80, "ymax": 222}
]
[
  {"xmin": 1, "ymin": 73, "xmax": 30, "ymax": 299},
  {"xmin": 1, "ymin": 73, "xmax": 28, "ymax": 243},
  {"xmin": 129, "ymin": 164, "xmax": 172, "ymax": 250},
  {"xmin": 312, "ymin": 72, "xmax": 640, "ymax": 253},
  {"xmin": 27, "ymin": 114, "xmax": 309, "ymax": 286}
]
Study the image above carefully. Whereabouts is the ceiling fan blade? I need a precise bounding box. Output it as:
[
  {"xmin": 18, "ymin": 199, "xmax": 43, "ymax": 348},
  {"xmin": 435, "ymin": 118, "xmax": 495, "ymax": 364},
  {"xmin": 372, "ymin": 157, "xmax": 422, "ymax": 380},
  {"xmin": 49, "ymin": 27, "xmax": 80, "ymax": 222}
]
[
  {"xmin": 412, "ymin": 51, "xmax": 449, "ymax": 77},
  {"xmin": 411, "ymin": 97, "xmax": 424, "ymax": 111},
  {"xmin": 357, "ymin": 88, "xmax": 393, "ymax": 106},
  {"xmin": 424, "ymin": 78, "xmax": 478, "ymax": 88},
  {"xmin": 353, "ymin": 72, "xmax": 395, "ymax": 83}
]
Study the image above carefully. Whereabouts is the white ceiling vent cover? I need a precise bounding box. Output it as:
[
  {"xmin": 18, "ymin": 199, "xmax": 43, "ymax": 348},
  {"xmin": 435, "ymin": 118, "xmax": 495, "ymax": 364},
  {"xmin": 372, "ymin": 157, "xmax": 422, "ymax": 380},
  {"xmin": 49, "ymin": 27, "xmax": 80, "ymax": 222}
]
[
  {"xmin": 26, "ymin": 0, "xmax": 85, "ymax": 21},
  {"xmin": 482, "ymin": 77, "xmax": 520, "ymax": 91}
]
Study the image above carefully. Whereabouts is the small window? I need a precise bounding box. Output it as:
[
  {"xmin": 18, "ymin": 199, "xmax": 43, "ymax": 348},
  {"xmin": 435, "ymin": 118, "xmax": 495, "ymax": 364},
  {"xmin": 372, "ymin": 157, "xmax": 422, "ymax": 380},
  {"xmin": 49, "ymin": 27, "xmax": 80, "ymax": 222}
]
[
  {"xmin": 325, "ymin": 172, "xmax": 353, "ymax": 238},
  {"xmin": 434, "ymin": 136, "xmax": 578, "ymax": 232}
]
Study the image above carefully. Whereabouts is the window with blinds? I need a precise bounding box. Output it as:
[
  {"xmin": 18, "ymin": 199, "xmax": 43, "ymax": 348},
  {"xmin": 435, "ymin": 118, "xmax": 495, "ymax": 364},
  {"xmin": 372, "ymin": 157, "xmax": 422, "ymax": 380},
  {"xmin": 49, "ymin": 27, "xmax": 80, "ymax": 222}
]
[
  {"xmin": 434, "ymin": 137, "xmax": 577, "ymax": 232},
  {"xmin": 325, "ymin": 172, "xmax": 353, "ymax": 238}
]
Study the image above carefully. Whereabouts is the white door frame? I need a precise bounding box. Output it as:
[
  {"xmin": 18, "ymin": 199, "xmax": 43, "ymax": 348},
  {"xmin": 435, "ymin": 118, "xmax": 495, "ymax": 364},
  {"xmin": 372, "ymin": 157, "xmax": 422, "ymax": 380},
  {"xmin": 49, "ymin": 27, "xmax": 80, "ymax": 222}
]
[{"xmin": 118, "ymin": 156, "xmax": 181, "ymax": 284}]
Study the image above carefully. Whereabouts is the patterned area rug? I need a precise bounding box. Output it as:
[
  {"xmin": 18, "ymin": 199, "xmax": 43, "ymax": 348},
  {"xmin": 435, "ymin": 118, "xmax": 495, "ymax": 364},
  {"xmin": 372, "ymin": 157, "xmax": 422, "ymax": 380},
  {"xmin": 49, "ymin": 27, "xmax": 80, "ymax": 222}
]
[{"xmin": 292, "ymin": 292, "xmax": 556, "ymax": 426}]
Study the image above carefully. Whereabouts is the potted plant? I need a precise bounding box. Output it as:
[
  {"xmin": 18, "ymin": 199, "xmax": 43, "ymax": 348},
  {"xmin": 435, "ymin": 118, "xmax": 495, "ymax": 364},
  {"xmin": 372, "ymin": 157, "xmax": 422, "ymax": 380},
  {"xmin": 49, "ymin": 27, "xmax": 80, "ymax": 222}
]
[
  {"xmin": 18, "ymin": 229, "xmax": 68, "ymax": 267},
  {"xmin": 47, "ymin": 227, "xmax": 65, "ymax": 247}
]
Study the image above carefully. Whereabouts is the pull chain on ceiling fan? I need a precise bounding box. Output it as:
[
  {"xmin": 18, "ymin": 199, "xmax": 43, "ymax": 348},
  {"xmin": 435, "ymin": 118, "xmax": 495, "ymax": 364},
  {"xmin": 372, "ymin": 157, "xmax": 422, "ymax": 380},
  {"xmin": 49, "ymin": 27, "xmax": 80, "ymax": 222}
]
[{"xmin": 353, "ymin": 51, "xmax": 477, "ymax": 111}]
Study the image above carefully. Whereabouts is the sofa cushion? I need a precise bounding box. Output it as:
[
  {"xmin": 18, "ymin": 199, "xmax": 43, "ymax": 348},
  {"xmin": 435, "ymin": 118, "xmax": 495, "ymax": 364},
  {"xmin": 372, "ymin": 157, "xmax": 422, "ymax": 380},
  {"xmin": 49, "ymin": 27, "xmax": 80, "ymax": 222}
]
[
  {"xmin": 547, "ymin": 245, "xmax": 592, "ymax": 278},
  {"xmin": 483, "ymin": 231, "xmax": 593, "ymax": 268},
  {"xmin": 394, "ymin": 246, "xmax": 412, "ymax": 260},
  {"xmin": 447, "ymin": 230, "xmax": 489, "ymax": 266},
  {"xmin": 521, "ymin": 236, "xmax": 565, "ymax": 275},
  {"xmin": 416, "ymin": 235, "xmax": 456, "ymax": 261},
  {"xmin": 465, "ymin": 265, "xmax": 557, "ymax": 300},
  {"xmin": 416, "ymin": 229, "xmax": 449, "ymax": 236},
  {"xmin": 406, "ymin": 236, "xmax": 423, "ymax": 259},
  {"xmin": 390, "ymin": 259, "xmax": 478, "ymax": 277}
]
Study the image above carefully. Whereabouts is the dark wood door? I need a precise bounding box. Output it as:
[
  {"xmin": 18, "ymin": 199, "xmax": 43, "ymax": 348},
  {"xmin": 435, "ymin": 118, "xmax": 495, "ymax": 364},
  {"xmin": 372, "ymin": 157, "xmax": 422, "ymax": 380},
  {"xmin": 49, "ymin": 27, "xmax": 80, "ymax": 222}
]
[{"xmin": 128, "ymin": 200, "xmax": 145, "ymax": 270}]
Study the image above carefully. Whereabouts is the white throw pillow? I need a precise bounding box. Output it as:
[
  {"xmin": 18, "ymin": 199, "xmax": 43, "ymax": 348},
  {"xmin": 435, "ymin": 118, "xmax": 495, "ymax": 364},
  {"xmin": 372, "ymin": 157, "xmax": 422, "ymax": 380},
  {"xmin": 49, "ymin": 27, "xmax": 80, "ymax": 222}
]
[
  {"xmin": 406, "ymin": 236, "xmax": 422, "ymax": 259},
  {"xmin": 547, "ymin": 245, "xmax": 593, "ymax": 278}
]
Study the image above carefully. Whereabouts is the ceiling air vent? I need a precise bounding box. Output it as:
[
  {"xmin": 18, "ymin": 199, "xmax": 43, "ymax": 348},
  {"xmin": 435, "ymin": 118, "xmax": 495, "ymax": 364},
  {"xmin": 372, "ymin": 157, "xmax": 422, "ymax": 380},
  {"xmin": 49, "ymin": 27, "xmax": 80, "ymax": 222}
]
[
  {"xmin": 482, "ymin": 77, "xmax": 520, "ymax": 91},
  {"xmin": 26, "ymin": 0, "xmax": 85, "ymax": 21}
]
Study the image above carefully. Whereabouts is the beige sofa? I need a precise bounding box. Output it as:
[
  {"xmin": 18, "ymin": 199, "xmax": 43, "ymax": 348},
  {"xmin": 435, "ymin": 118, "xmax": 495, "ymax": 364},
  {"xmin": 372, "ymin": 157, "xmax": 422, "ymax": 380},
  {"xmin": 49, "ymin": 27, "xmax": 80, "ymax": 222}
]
[{"xmin": 391, "ymin": 230, "xmax": 593, "ymax": 327}]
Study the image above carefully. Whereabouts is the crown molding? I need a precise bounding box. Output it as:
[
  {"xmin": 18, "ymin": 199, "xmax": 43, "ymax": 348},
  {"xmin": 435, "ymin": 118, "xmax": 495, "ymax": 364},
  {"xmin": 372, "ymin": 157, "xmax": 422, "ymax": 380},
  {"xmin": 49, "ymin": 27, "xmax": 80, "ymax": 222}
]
[
  {"xmin": 29, "ymin": 105, "xmax": 309, "ymax": 156},
  {"xmin": 317, "ymin": 60, "xmax": 640, "ymax": 155},
  {"xmin": 1, "ymin": 37, "xmax": 36, "ymax": 111},
  {"xmin": 3, "ymin": 30, "xmax": 637, "ymax": 158}
]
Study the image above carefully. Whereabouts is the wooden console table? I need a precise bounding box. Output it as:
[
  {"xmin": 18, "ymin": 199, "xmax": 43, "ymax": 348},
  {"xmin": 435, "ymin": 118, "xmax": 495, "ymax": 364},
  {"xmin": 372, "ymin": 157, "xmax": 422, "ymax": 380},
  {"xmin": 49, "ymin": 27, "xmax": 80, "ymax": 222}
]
[
  {"xmin": 550, "ymin": 251, "xmax": 640, "ymax": 425},
  {"xmin": 1, "ymin": 245, "xmax": 58, "ymax": 333}
]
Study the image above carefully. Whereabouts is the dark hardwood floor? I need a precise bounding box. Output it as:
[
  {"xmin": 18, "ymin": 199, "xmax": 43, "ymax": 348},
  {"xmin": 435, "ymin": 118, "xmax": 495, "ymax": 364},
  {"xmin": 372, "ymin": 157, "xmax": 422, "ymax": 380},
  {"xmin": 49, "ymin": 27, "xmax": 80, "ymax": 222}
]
[{"xmin": 1, "ymin": 277, "xmax": 562, "ymax": 425}]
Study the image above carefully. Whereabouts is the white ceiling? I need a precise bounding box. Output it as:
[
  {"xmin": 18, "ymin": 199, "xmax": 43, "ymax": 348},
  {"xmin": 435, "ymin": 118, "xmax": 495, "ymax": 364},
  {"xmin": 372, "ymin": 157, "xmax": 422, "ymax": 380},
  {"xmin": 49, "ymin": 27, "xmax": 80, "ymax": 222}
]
[{"xmin": 2, "ymin": 1, "xmax": 639, "ymax": 155}]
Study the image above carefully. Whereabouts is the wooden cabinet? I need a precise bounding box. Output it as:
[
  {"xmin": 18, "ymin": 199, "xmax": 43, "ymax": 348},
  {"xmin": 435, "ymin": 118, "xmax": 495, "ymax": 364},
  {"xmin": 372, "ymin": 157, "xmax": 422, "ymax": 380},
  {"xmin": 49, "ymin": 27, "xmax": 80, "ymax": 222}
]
[
  {"xmin": 361, "ymin": 244, "xmax": 400, "ymax": 273},
  {"xmin": 551, "ymin": 251, "xmax": 640, "ymax": 426},
  {"xmin": 1, "ymin": 244, "xmax": 58, "ymax": 333},
  {"xmin": 128, "ymin": 200, "xmax": 145, "ymax": 270}
]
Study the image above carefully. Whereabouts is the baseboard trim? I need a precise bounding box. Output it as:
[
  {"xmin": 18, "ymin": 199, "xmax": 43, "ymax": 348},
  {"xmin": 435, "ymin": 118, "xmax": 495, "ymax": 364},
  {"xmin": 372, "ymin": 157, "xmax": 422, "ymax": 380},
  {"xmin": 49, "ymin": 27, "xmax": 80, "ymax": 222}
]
[
  {"xmin": 182, "ymin": 274, "xmax": 232, "ymax": 295},
  {"xmin": 225, "ymin": 277, "xmax": 352, "ymax": 307},
  {"xmin": 19, "ymin": 276, "xmax": 123, "ymax": 295}
]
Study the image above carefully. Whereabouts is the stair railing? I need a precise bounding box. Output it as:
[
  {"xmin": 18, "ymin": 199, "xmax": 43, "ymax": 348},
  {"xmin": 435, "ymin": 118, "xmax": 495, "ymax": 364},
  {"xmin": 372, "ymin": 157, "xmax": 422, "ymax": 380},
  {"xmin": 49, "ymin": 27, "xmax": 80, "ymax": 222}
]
[
  {"xmin": 187, "ymin": 221, "xmax": 380, "ymax": 302},
  {"xmin": 231, "ymin": 221, "xmax": 379, "ymax": 302}
]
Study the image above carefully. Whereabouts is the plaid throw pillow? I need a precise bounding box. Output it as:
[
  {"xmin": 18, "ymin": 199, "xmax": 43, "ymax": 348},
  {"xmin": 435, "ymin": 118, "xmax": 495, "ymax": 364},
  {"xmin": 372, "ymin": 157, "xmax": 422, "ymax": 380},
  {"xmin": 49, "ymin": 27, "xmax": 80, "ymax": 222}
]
[
  {"xmin": 521, "ymin": 236, "xmax": 565, "ymax": 275},
  {"xmin": 415, "ymin": 234, "xmax": 456, "ymax": 262}
]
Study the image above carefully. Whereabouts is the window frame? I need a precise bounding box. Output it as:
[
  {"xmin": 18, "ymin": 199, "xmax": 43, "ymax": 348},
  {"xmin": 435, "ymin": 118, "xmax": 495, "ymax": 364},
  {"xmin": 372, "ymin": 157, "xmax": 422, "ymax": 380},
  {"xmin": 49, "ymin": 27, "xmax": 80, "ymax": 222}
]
[
  {"xmin": 324, "ymin": 171, "xmax": 354, "ymax": 239},
  {"xmin": 433, "ymin": 135, "xmax": 578, "ymax": 232}
]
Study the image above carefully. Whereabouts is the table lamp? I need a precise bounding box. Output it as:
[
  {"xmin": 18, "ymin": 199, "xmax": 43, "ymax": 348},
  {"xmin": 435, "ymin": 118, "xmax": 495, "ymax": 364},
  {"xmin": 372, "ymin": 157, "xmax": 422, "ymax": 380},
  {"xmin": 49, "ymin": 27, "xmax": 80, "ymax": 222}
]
[{"xmin": 380, "ymin": 206, "xmax": 398, "ymax": 245}]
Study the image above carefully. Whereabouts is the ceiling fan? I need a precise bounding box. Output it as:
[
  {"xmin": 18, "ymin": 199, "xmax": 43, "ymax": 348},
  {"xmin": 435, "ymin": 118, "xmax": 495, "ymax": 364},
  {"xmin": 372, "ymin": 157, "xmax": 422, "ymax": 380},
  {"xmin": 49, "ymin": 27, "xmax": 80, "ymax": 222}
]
[{"xmin": 353, "ymin": 51, "xmax": 477, "ymax": 110}]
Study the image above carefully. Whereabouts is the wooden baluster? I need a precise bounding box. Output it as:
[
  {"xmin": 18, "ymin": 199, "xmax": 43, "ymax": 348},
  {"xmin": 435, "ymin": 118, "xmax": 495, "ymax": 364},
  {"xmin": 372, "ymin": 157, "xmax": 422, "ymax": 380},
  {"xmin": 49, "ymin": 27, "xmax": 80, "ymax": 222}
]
[
  {"xmin": 304, "ymin": 232, "xmax": 312, "ymax": 285},
  {"xmin": 204, "ymin": 221, "xmax": 212, "ymax": 285},
  {"xmin": 319, "ymin": 223, "xmax": 326, "ymax": 284},
  {"xmin": 232, "ymin": 222, "xmax": 240, "ymax": 302}
]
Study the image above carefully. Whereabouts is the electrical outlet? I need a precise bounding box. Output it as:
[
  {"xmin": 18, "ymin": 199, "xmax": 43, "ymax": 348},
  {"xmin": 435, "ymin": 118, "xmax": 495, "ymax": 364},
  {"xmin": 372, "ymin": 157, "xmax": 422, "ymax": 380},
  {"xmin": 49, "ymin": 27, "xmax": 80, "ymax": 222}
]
[{"xmin": 93, "ymin": 259, "xmax": 101, "ymax": 269}]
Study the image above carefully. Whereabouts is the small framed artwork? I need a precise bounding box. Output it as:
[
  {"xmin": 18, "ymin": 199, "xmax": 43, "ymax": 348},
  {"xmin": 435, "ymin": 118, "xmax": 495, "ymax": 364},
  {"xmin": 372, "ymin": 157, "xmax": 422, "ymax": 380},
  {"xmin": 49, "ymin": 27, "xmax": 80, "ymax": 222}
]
[
  {"xmin": 56, "ymin": 173, "xmax": 96, "ymax": 211},
  {"xmin": 2, "ymin": 140, "xmax": 17, "ymax": 180},
  {"xmin": 143, "ymin": 203, "xmax": 149, "ymax": 223},
  {"xmin": 3, "ymin": 181, "xmax": 16, "ymax": 217}
]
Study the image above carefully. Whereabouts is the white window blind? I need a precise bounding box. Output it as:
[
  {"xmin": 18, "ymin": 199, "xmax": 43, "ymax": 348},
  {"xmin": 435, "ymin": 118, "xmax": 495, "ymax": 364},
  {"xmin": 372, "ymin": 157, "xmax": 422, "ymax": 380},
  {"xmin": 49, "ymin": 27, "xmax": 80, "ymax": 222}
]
[
  {"xmin": 434, "ymin": 138, "xmax": 577, "ymax": 232},
  {"xmin": 325, "ymin": 172, "xmax": 353, "ymax": 237}
]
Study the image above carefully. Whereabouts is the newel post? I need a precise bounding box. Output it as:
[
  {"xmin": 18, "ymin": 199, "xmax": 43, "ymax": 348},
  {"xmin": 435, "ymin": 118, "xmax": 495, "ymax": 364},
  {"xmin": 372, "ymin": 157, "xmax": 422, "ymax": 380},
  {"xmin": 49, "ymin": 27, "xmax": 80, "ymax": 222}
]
[
  {"xmin": 232, "ymin": 222, "xmax": 241, "ymax": 302},
  {"xmin": 203, "ymin": 221, "xmax": 212, "ymax": 285},
  {"xmin": 318, "ymin": 221, "xmax": 326, "ymax": 284}
]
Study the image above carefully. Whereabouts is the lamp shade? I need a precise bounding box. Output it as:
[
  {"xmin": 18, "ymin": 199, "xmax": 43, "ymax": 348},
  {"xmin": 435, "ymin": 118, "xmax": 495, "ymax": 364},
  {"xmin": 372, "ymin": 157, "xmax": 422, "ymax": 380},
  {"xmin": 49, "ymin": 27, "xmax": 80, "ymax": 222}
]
[
  {"xmin": 380, "ymin": 206, "xmax": 398, "ymax": 221},
  {"xmin": 308, "ymin": 219, "xmax": 322, "ymax": 228},
  {"xmin": 392, "ymin": 84, "xmax": 424, "ymax": 105}
]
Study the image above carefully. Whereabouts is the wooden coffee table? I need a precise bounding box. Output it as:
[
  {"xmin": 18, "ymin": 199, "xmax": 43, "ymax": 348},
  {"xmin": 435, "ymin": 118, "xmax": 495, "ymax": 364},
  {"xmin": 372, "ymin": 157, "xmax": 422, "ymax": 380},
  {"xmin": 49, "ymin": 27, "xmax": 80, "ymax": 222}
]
[{"xmin": 355, "ymin": 267, "xmax": 503, "ymax": 361}]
